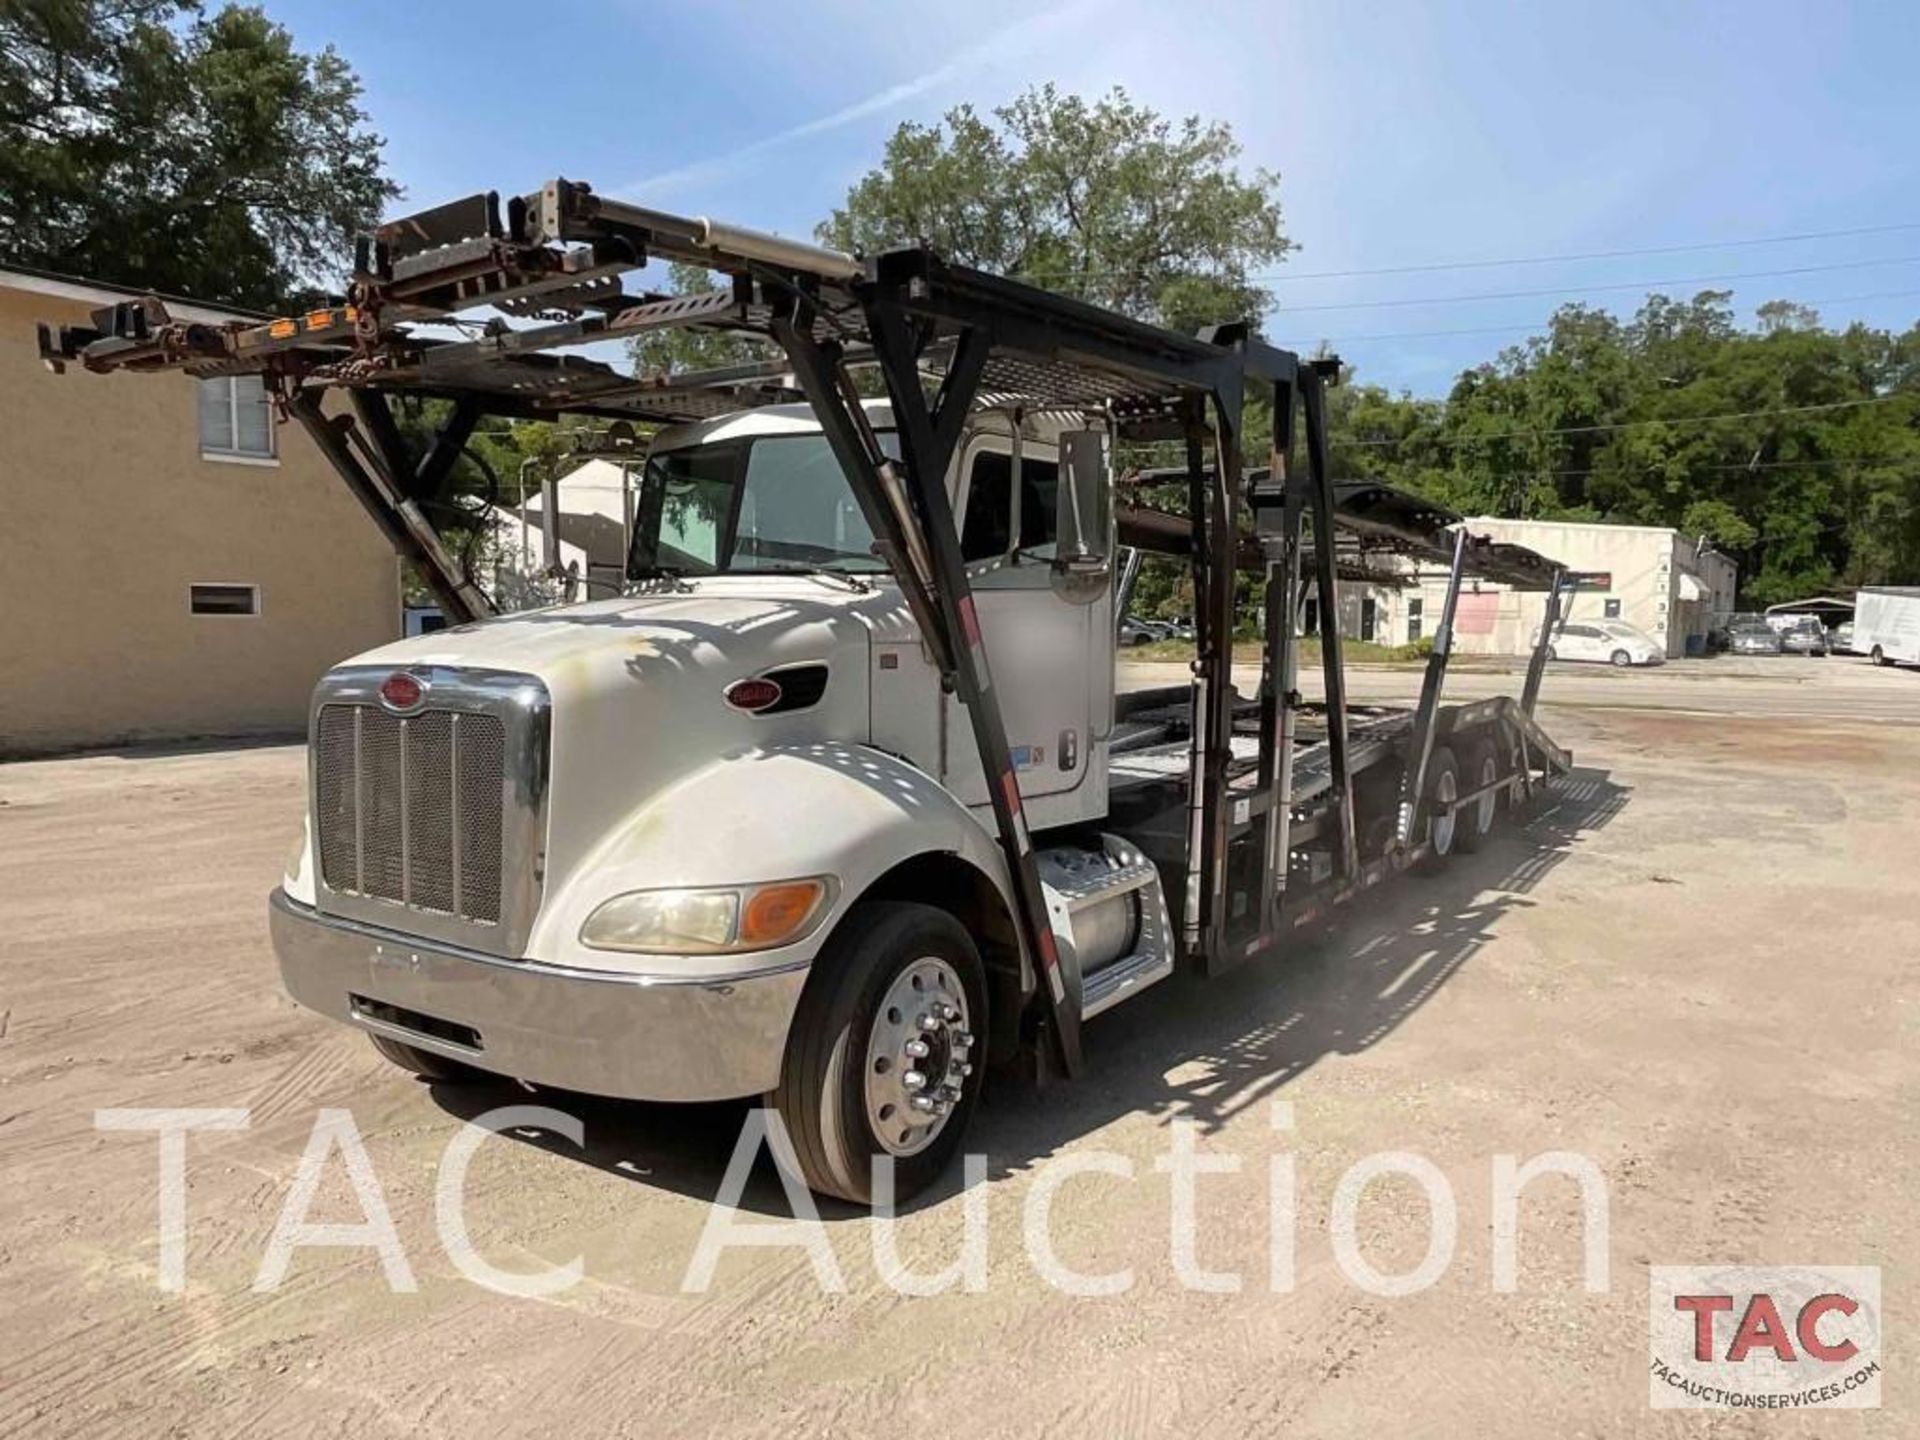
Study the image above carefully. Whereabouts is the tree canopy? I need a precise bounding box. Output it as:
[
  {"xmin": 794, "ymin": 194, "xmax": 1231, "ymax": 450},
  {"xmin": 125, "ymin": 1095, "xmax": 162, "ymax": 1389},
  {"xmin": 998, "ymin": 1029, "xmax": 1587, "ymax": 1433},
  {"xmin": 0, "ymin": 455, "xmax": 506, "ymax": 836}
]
[
  {"xmin": 1, "ymin": 0, "xmax": 397, "ymax": 308},
  {"xmin": 629, "ymin": 84, "xmax": 1289, "ymax": 377},
  {"xmin": 1318, "ymin": 293, "xmax": 1920, "ymax": 604}
]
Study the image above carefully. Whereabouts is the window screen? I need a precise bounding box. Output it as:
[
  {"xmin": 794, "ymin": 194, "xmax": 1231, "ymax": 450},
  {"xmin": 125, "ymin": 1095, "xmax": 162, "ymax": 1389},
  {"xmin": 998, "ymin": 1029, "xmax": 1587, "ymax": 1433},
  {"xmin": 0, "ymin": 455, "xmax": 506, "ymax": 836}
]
[{"xmin": 190, "ymin": 584, "xmax": 259, "ymax": 615}]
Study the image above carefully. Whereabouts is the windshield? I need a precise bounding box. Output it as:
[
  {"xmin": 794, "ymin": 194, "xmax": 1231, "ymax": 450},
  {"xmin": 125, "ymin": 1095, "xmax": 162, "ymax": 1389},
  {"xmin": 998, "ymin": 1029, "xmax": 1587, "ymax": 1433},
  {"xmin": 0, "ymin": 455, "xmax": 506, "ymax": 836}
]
[{"xmin": 628, "ymin": 434, "xmax": 894, "ymax": 577}]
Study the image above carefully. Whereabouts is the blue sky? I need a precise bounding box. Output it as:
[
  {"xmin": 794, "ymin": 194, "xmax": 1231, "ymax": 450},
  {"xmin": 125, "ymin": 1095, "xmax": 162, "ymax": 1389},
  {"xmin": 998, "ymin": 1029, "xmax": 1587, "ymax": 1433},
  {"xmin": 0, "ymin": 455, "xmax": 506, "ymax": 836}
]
[{"xmin": 268, "ymin": 0, "xmax": 1917, "ymax": 396}]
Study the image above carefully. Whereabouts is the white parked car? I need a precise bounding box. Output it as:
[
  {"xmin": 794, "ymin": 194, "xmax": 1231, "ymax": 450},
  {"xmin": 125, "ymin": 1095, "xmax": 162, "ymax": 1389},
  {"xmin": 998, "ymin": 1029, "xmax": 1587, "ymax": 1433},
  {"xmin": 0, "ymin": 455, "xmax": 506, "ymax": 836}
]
[{"xmin": 1540, "ymin": 619, "xmax": 1665, "ymax": 667}]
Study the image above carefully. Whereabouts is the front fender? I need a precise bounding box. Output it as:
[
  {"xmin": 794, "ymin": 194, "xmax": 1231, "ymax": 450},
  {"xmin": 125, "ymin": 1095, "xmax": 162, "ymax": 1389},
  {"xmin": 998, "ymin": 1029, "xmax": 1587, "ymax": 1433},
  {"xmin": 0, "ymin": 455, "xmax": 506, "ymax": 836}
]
[{"xmin": 530, "ymin": 743, "xmax": 1014, "ymax": 979}]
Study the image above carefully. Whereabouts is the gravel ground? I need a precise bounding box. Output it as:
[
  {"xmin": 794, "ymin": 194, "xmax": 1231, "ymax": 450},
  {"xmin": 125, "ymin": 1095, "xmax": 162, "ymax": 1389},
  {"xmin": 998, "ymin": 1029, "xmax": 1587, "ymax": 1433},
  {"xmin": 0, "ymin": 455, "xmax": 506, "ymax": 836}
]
[{"xmin": 1, "ymin": 667, "xmax": 1915, "ymax": 1437}]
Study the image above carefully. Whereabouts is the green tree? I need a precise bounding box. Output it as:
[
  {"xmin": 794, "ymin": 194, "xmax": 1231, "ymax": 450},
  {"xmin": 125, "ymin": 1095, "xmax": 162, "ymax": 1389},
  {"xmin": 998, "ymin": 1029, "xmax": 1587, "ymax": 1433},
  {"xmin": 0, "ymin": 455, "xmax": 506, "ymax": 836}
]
[
  {"xmin": 819, "ymin": 84, "xmax": 1290, "ymax": 334},
  {"xmin": 1, "ymin": 0, "xmax": 397, "ymax": 308}
]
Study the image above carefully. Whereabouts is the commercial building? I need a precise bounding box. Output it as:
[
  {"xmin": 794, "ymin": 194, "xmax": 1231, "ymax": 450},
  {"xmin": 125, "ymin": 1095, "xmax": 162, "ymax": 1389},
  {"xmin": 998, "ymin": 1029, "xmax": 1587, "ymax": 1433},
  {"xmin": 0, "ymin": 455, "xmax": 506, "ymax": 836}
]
[
  {"xmin": 0, "ymin": 267, "xmax": 401, "ymax": 755},
  {"xmin": 1360, "ymin": 518, "xmax": 1737, "ymax": 659}
]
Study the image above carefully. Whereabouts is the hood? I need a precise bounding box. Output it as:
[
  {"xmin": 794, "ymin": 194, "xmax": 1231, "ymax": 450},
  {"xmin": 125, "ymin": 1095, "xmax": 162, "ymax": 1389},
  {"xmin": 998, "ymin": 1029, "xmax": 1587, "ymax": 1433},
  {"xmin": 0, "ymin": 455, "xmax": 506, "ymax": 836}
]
[{"xmin": 343, "ymin": 577, "xmax": 914, "ymax": 894}]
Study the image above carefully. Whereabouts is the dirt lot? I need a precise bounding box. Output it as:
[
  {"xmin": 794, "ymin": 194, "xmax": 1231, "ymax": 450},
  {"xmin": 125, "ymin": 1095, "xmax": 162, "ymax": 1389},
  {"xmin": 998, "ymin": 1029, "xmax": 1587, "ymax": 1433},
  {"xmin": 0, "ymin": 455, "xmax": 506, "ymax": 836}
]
[{"xmin": 2, "ymin": 662, "xmax": 1916, "ymax": 1437}]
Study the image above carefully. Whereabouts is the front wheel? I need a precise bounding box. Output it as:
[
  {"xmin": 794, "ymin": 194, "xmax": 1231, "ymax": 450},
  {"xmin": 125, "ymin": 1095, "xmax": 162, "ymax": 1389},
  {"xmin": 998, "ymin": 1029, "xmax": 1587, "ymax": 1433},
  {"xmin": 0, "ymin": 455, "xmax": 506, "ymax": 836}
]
[
  {"xmin": 771, "ymin": 901, "xmax": 987, "ymax": 1205},
  {"xmin": 1872, "ymin": 645, "xmax": 1888, "ymax": 666},
  {"xmin": 1610, "ymin": 649, "xmax": 1632, "ymax": 668}
]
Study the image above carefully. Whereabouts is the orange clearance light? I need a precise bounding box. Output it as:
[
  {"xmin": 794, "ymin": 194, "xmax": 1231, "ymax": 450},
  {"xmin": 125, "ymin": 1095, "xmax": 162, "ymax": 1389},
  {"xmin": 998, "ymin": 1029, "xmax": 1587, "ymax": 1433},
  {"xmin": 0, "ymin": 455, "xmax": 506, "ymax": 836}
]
[
  {"xmin": 267, "ymin": 318, "xmax": 298, "ymax": 339},
  {"xmin": 303, "ymin": 308, "xmax": 336, "ymax": 330},
  {"xmin": 723, "ymin": 676, "xmax": 782, "ymax": 713},
  {"xmin": 739, "ymin": 881, "xmax": 828, "ymax": 947}
]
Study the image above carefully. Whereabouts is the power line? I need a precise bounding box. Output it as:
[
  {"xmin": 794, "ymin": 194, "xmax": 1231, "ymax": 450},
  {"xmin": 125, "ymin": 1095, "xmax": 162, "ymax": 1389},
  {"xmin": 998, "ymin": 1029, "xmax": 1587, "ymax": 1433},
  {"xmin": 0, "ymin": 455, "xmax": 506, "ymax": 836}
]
[
  {"xmin": 1276, "ymin": 254, "xmax": 1920, "ymax": 315},
  {"xmin": 1278, "ymin": 286, "xmax": 1920, "ymax": 346},
  {"xmin": 1264, "ymin": 220, "xmax": 1920, "ymax": 282},
  {"xmin": 1334, "ymin": 395, "xmax": 1908, "ymax": 451}
]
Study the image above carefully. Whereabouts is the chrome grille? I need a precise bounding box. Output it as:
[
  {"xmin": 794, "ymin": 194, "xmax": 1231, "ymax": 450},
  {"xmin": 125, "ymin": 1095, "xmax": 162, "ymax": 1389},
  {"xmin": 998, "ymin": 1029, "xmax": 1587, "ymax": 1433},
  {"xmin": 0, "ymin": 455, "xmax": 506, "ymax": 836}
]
[{"xmin": 314, "ymin": 703, "xmax": 505, "ymax": 925}]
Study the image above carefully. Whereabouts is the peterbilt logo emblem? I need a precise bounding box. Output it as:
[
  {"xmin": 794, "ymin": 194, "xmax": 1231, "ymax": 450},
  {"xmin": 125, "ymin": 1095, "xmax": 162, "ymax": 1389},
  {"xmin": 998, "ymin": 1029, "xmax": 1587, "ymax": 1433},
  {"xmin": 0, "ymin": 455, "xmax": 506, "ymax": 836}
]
[{"xmin": 379, "ymin": 671, "xmax": 427, "ymax": 713}]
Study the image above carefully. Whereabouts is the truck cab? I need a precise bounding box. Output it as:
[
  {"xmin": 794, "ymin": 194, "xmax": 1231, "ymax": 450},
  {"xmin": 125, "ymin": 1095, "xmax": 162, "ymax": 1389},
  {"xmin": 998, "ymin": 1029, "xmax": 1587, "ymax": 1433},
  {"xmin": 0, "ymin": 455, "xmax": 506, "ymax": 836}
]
[{"xmin": 274, "ymin": 401, "xmax": 1156, "ymax": 1198}]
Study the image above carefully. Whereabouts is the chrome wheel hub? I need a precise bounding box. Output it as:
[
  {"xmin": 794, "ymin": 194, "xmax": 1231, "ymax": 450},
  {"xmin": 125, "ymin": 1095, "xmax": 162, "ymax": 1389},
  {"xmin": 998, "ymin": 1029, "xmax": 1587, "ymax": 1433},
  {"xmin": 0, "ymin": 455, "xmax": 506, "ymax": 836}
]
[
  {"xmin": 864, "ymin": 956, "xmax": 973, "ymax": 1157},
  {"xmin": 1431, "ymin": 769, "xmax": 1458, "ymax": 855}
]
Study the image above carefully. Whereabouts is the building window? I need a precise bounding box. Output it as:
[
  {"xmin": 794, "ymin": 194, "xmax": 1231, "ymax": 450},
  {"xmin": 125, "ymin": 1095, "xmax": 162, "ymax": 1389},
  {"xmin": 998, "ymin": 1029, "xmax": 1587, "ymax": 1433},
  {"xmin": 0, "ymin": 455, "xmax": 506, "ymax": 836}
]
[
  {"xmin": 198, "ymin": 375, "xmax": 276, "ymax": 460},
  {"xmin": 1603, "ymin": 597, "xmax": 1622, "ymax": 619},
  {"xmin": 1407, "ymin": 596, "xmax": 1424, "ymax": 643},
  {"xmin": 1360, "ymin": 596, "xmax": 1377, "ymax": 642},
  {"xmin": 190, "ymin": 583, "xmax": 259, "ymax": 616}
]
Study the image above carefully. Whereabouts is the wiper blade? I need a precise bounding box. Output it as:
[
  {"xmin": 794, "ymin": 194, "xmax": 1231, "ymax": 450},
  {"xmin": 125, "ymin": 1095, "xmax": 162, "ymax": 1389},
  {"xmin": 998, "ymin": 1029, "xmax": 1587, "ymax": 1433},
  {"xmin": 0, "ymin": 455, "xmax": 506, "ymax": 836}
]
[{"xmin": 754, "ymin": 561, "xmax": 873, "ymax": 593}]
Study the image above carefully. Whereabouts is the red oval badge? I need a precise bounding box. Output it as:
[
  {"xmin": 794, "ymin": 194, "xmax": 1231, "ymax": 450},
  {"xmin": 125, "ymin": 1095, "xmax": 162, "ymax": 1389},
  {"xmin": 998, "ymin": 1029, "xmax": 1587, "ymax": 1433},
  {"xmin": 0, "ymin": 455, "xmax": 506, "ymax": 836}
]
[
  {"xmin": 723, "ymin": 677, "xmax": 783, "ymax": 713},
  {"xmin": 380, "ymin": 671, "xmax": 424, "ymax": 712}
]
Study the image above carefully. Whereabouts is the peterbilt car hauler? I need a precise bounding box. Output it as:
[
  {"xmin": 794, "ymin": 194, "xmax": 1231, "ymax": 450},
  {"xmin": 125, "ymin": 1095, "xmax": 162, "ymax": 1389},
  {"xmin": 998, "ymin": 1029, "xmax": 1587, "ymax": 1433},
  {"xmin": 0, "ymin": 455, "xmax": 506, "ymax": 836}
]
[{"xmin": 38, "ymin": 178, "xmax": 1574, "ymax": 1203}]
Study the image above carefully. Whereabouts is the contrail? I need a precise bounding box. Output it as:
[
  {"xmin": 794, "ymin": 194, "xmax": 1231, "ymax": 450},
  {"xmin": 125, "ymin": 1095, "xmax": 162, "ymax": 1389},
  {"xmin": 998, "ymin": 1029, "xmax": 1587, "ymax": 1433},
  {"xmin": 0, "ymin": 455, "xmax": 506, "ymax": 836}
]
[{"xmin": 617, "ymin": 0, "xmax": 1105, "ymax": 199}]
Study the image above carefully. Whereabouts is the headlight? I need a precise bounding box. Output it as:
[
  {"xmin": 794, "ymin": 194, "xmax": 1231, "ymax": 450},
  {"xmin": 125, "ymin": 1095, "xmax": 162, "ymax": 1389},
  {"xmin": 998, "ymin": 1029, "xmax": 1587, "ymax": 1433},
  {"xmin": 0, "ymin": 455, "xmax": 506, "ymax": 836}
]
[{"xmin": 579, "ymin": 878, "xmax": 834, "ymax": 954}]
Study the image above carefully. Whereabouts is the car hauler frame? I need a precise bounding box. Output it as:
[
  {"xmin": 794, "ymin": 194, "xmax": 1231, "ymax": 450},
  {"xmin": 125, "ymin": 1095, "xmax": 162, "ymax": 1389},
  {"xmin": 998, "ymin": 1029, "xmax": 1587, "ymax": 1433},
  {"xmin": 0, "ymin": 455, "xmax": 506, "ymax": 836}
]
[{"xmin": 39, "ymin": 177, "xmax": 1573, "ymax": 1186}]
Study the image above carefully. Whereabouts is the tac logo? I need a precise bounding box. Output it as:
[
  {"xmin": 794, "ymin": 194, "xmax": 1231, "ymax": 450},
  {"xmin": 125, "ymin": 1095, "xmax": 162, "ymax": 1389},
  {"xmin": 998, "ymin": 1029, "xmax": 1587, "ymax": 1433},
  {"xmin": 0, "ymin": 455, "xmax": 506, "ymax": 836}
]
[{"xmin": 1649, "ymin": 1265, "xmax": 1882, "ymax": 1410}]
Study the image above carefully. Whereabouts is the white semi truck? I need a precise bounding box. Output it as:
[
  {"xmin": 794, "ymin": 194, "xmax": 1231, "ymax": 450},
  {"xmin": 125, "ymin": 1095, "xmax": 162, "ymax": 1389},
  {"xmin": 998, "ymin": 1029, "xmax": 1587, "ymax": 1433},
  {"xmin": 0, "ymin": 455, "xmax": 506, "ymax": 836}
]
[{"xmin": 39, "ymin": 179, "xmax": 1575, "ymax": 1203}]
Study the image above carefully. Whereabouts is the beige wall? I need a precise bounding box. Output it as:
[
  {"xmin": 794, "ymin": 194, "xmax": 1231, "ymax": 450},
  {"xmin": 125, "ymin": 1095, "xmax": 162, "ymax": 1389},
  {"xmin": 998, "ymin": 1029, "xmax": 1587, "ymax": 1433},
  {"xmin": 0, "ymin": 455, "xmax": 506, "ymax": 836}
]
[
  {"xmin": 0, "ymin": 283, "xmax": 400, "ymax": 755},
  {"xmin": 1356, "ymin": 520, "xmax": 1738, "ymax": 659}
]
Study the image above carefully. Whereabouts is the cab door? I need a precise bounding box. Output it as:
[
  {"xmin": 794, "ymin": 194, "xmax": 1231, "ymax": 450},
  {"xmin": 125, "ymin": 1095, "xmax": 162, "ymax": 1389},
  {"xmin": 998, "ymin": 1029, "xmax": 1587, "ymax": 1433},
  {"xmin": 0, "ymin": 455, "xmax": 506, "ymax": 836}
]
[{"xmin": 940, "ymin": 428, "xmax": 1096, "ymax": 817}]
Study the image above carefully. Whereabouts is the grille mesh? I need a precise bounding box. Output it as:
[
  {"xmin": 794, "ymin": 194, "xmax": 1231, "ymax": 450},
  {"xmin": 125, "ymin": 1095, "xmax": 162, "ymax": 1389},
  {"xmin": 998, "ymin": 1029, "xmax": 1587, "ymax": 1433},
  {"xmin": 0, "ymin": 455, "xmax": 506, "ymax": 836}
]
[{"xmin": 313, "ymin": 702, "xmax": 505, "ymax": 925}]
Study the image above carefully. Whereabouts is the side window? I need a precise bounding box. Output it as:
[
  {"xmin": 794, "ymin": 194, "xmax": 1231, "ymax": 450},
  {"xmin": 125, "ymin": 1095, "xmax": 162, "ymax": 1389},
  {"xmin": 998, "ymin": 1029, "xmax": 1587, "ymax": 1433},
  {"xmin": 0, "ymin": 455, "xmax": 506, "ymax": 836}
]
[
  {"xmin": 960, "ymin": 446, "xmax": 1061, "ymax": 562},
  {"xmin": 1017, "ymin": 454, "xmax": 1060, "ymax": 559},
  {"xmin": 198, "ymin": 376, "xmax": 275, "ymax": 459},
  {"xmin": 961, "ymin": 451, "xmax": 1012, "ymax": 561}
]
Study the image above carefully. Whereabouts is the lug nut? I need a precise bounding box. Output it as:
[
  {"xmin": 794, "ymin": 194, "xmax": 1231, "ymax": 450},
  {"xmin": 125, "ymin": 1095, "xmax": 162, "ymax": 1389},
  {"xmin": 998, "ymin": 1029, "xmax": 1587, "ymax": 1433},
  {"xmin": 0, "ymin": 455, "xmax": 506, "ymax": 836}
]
[
  {"xmin": 951, "ymin": 1030, "xmax": 975, "ymax": 1049},
  {"xmin": 950, "ymin": 1062, "xmax": 973, "ymax": 1078},
  {"xmin": 937, "ymin": 1003, "xmax": 960, "ymax": 1022},
  {"xmin": 902, "ymin": 1070, "xmax": 927, "ymax": 1091},
  {"xmin": 917, "ymin": 1013, "xmax": 941, "ymax": 1033},
  {"xmin": 937, "ymin": 1084, "xmax": 961, "ymax": 1102},
  {"xmin": 904, "ymin": 1038, "xmax": 930, "ymax": 1059},
  {"xmin": 909, "ymin": 1094, "xmax": 937, "ymax": 1114}
]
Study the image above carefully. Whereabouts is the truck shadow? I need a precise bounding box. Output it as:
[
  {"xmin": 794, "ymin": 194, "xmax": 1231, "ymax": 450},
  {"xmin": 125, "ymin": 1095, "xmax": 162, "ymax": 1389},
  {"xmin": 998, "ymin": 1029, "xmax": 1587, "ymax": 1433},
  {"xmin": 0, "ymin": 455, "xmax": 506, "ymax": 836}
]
[{"xmin": 427, "ymin": 765, "xmax": 1628, "ymax": 1218}]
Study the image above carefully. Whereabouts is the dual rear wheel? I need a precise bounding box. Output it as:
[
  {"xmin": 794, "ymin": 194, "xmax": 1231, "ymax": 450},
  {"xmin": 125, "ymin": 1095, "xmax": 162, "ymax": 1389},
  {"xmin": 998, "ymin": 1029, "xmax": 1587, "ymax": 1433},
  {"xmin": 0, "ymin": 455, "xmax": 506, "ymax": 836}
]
[{"xmin": 1419, "ymin": 735, "xmax": 1502, "ymax": 868}]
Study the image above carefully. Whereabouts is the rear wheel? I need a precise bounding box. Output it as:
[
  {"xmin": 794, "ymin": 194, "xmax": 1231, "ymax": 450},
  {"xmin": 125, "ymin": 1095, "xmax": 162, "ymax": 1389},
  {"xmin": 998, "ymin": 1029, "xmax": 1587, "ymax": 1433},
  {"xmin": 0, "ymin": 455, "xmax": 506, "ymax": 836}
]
[
  {"xmin": 1416, "ymin": 744, "xmax": 1461, "ymax": 873},
  {"xmin": 1455, "ymin": 739, "xmax": 1501, "ymax": 853},
  {"xmin": 1872, "ymin": 645, "xmax": 1888, "ymax": 666},
  {"xmin": 771, "ymin": 901, "xmax": 986, "ymax": 1205},
  {"xmin": 367, "ymin": 1033, "xmax": 488, "ymax": 1084}
]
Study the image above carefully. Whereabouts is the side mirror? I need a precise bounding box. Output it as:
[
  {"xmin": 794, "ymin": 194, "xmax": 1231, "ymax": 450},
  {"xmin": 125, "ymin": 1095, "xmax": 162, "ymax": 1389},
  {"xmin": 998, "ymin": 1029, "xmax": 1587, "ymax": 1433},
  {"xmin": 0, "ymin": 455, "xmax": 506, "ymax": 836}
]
[{"xmin": 1054, "ymin": 430, "xmax": 1111, "ymax": 573}]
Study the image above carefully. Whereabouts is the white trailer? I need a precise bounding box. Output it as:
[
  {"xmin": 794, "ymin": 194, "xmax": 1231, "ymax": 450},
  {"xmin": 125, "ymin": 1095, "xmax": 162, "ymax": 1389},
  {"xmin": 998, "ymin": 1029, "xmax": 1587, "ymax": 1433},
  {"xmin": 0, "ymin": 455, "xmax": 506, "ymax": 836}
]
[
  {"xmin": 1856, "ymin": 586, "xmax": 1920, "ymax": 666},
  {"xmin": 39, "ymin": 178, "xmax": 1576, "ymax": 1205}
]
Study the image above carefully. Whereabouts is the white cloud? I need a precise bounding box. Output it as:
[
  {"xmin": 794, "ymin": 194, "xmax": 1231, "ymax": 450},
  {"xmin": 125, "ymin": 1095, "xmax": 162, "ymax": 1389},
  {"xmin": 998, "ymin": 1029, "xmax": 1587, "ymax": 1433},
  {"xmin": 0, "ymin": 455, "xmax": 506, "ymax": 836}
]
[{"xmin": 616, "ymin": 0, "xmax": 1107, "ymax": 199}]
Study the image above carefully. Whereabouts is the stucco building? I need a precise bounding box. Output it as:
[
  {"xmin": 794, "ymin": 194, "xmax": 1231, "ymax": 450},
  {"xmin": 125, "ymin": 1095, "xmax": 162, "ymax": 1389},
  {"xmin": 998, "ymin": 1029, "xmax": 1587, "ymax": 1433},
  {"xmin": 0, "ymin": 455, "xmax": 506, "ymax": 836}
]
[
  {"xmin": 1, "ymin": 268, "xmax": 401, "ymax": 755},
  {"xmin": 1355, "ymin": 518, "xmax": 1737, "ymax": 659}
]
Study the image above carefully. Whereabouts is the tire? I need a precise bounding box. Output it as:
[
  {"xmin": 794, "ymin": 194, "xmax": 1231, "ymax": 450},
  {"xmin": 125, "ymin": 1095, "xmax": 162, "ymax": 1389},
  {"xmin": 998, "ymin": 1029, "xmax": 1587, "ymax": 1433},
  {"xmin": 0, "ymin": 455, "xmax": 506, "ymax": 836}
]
[
  {"xmin": 1871, "ymin": 645, "xmax": 1887, "ymax": 666},
  {"xmin": 771, "ymin": 901, "xmax": 987, "ymax": 1205},
  {"xmin": 1610, "ymin": 649, "xmax": 1632, "ymax": 668},
  {"xmin": 1415, "ymin": 744, "xmax": 1461, "ymax": 873},
  {"xmin": 1455, "ymin": 738, "xmax": 1500, "ymax": 853},
  {"xmin": 1545, "ymin": 645, "xmax": 1558, "ymax": 661},
  {"xmin": 367, "ymin": 1033, "xmax": 488, "ymax": 1084}
]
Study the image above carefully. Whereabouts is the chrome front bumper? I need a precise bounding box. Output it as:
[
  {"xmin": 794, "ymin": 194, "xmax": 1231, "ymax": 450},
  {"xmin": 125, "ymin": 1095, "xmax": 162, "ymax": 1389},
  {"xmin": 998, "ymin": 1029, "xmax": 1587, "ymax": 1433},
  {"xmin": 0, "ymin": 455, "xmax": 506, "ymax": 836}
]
[{"xmin": 269, "ymin": 889, "xmax": 808, "ymax": 1102}]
